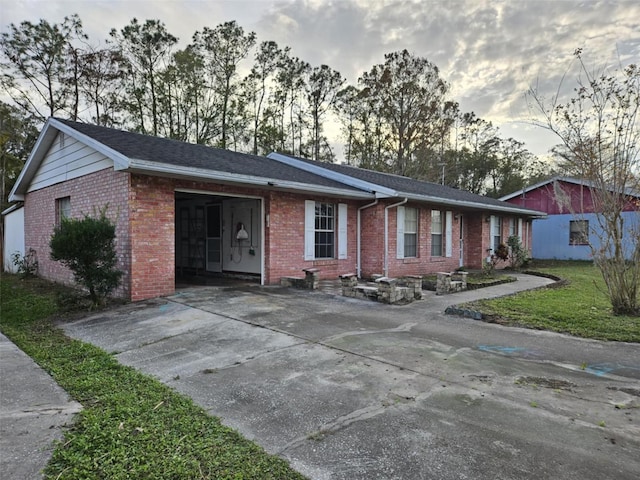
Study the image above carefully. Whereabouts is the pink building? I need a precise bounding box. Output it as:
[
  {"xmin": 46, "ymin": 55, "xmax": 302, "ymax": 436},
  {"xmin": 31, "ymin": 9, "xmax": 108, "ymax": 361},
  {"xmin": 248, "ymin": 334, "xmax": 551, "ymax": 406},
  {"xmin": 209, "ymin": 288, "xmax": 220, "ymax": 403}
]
[{"xmin": 8, "ymin": 118, "xmax": 544, "ymax": 301}]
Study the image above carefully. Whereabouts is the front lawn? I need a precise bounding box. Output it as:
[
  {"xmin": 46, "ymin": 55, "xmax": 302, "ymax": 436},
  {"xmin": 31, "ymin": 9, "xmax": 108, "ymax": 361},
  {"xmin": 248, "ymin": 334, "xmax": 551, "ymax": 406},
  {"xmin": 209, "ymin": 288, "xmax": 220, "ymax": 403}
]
[
  {"xmin": 463, "ymin": 261, "xmax": 640, "ymax": 342},
  {"xmin": 0, "ymin": 275, "xmax": 306, "ymax": 480}
]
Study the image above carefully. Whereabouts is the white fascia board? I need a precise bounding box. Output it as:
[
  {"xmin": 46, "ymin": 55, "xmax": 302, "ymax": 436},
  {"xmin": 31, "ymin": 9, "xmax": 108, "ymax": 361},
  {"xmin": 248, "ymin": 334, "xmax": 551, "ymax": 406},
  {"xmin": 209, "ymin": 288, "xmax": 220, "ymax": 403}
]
[
  {"xmin": 267, "ymin": 152, "xmax": 396, "ymax": 198},
  {"xmin": 400, "ymin": 192, "xmax": 547, "ymax": 218},
  {"xmin": 1, "ymin": 203, "xmax": 23, "ymax": 216},
  {"xmin": 8, "ymin": 118, "xmax": 58, "ymax": 201},
  {"xmin": 126, "ymin": 158, "xmax": 374, "ymax": 199}
]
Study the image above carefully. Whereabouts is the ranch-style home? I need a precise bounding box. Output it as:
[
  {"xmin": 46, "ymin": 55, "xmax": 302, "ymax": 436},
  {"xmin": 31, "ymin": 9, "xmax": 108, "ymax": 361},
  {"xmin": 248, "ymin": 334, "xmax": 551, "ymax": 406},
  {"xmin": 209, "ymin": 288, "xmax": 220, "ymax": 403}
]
[
  {"xmin": 501, "ymin": 177, "xmax": 640, "ymax": 261},
  {"xmin": 7, "ymin": 118, "xmax": 545, "ymax": 301}
]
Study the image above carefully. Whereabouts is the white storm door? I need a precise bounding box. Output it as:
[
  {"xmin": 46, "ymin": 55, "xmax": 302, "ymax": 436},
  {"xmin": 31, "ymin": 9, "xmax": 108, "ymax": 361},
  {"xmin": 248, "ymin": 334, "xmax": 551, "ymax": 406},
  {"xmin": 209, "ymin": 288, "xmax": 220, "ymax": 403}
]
[{"xmin": 206, "ymin": 204, "xmax": 222, "ymax": 272}]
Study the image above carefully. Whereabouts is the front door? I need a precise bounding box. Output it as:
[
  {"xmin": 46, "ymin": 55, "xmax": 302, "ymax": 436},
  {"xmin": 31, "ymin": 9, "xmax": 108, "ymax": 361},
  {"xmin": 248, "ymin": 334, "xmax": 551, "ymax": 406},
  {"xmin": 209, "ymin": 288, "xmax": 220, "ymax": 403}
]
[{"xmin": 206, "ymin": 204, "xmax": 222, "ymax": 272}]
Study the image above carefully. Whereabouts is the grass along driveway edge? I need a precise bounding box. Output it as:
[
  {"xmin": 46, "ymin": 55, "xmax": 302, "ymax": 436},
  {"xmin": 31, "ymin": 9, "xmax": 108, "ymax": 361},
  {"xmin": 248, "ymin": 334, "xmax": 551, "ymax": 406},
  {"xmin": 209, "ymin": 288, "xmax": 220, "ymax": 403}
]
[
  {"xmin": 0, "ymin": 275, "xmax": 306, "ymax": 480},
  {"xmin": 452, "ymin": 262, "xmax": 640, "ymax": 342}
]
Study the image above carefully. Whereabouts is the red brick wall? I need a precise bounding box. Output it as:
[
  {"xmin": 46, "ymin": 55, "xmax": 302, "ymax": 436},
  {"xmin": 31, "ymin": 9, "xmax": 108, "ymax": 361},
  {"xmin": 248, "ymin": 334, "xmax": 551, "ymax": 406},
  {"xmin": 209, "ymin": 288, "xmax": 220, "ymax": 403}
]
[
  {"xmin": 129, "ymin": 175, "xmax": 176, "ymax": 301},
  {"xmin": 24, "ymin": 167, "xmax": 533, "ymax": 300},
  {"xmin": 360, "ymin": 202, "xmax": 467, "ymax": 278},
  {"xmin": 24, "ymin": 168, "xmax": 131, "ymax": 297},
  {"xmin": 266, "ymin": 192, "xmax": 358, "ymax": 281},
  {"xmin": 359, "ymin": 203, "xmax": 384, "ymax": 276}
]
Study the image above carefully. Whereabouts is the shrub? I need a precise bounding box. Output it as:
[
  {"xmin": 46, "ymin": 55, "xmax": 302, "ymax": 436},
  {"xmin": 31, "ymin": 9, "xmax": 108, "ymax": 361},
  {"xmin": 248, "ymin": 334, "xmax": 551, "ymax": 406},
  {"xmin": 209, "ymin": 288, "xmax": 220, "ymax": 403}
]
[
  {"xmin": 49, "ymin": 207, "xmax": 122, "ymax": 307},
  {"xmin": 507, "ymin": 235, "xmax": 530, "ymax": 269},
  {"xmin": 483, "ymin": 243, "xmax": 510, "ymax": 277},
  {"xmin": 10, "ymin": 248, "xmax": 39, "ymax": 278}
]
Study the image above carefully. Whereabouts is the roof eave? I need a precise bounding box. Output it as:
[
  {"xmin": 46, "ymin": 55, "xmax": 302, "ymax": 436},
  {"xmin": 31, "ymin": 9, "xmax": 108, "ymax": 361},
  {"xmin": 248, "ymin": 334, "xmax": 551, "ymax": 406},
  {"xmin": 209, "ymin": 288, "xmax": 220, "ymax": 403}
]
[
  {"xmin": 267, "ymin": 152, "xmax": 397, "ymax": 197},
  {"xmin": 125, "ymin": 159, "xmax": 375, "ymax": 199},
  {"xmin": 400, "ymin": 192, "xmax": 547, "ymax": 217}
]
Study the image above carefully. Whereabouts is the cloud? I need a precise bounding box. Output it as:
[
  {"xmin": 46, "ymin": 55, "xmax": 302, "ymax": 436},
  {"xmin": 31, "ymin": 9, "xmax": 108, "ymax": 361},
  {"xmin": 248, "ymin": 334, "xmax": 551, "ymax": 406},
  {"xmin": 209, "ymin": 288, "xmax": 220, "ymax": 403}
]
[{"xmin": 2, "ymin": 0, "xmax": 638, "ymax": 156}]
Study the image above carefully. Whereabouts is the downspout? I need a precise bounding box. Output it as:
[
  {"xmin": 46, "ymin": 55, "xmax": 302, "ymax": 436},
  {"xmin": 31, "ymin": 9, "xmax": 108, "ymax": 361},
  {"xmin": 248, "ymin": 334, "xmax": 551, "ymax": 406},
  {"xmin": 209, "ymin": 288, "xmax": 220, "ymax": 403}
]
[
  {"xmin": 357, "ymin": 199, "xmax": 379, "ymax": 278},
  {"xmin": 384, "ymin": 198, "xmax": 408, "ymax": 277}
]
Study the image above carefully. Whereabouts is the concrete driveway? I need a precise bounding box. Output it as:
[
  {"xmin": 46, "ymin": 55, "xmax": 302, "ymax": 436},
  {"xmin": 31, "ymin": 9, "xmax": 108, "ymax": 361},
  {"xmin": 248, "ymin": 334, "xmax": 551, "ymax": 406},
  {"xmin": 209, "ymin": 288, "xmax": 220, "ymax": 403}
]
[{"xmin": 62, "ymin": 275, "xmax": 640, "ymax": 479}]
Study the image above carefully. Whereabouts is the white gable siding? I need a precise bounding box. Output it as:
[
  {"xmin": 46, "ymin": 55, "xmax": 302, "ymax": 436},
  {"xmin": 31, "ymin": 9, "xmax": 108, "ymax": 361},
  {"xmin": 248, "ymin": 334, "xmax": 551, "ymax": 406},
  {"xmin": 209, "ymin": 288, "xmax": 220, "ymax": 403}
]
[{"xmin": 28, "ymin": 132, "xmax": 113, "ymax": 192}]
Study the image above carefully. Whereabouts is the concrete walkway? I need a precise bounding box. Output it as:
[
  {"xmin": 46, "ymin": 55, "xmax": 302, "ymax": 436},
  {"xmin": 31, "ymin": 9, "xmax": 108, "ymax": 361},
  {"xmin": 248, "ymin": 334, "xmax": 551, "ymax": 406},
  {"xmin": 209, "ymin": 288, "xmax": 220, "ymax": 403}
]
[{"xmin": 0, "ymin": 333, "xmax": 82, "ymax": 479}]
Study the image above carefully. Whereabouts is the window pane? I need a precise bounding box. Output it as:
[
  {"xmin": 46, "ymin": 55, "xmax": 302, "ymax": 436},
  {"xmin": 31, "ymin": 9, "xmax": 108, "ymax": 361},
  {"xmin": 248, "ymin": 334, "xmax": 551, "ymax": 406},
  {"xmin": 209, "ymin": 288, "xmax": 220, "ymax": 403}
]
[
  {"xmin": 56, "ymin": 197, "xmax": 71, "ymax": 225},
  {"xmin": 314, "ymin": 202, "xmax": 335, "ymax": 258},
  {"xmin": 569, "ymin": 220, "xmax": 589, "ymax": 245},
  {"xmin": 431, "ymin": 210, "xmax": 442, "ymax": 234},
  {"xmin": 431, "ymin": 234, "xmax": 443, "ymax": 256},
  {"xmin": 404, "ymin": 233, "xmax": 417, "ymax": 257},
  {"xmin": 405, "ymin": 207, "xmax": 418, "ymax": 233}
]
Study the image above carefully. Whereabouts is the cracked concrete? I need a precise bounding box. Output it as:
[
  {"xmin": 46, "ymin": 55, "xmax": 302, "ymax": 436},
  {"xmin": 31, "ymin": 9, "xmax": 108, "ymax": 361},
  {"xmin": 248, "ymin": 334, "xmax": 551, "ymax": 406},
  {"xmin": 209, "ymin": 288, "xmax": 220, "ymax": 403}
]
[{"xmin": 58, "ymin": 274, "xmax": 640, "ymax": 479}]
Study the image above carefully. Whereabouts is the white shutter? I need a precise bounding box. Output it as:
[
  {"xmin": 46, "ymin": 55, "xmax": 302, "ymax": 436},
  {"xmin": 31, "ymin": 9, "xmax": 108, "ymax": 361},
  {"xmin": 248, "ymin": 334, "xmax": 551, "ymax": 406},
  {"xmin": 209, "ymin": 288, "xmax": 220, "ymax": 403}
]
[
  {"xmin": 304, "ymin": 200, "xmax": 315, "ymax": 260},
  {"xmin": 489, "ymin": 215, "xmax": 496, "ymax": 252},
  {"xmin": 396, "ymin": 206, "xmax": 405, "ymax": 259},
  {"xmin": 338, "ymin": 203, "xmax": 347, "ymax": 259},
  {"xmin": 445, "ymin": 211, "xmax": 453, "ymax": 257},
  {"xmin": 518, "ymin": 218, "xmax": 523, "ymax": 239}
]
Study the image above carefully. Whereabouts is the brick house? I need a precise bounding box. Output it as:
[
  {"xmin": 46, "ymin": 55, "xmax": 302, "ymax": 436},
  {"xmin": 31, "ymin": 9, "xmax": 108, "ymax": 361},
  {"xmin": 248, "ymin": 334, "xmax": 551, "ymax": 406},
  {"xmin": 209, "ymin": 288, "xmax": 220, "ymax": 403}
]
[
  {"xmin": 8, "ymin": 118, "xmax": 544, "ymax": 301},
  {"xmin": 501, "ymin": 176, "xmax": 639, "ymax": 260}
]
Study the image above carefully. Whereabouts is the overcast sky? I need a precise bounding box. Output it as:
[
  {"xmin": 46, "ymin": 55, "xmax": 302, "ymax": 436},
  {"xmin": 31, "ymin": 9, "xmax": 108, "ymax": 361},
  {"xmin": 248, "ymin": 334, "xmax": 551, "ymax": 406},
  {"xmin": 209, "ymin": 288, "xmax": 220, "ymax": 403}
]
[{"xmin": 1, "ymin": 0, "xmax": 639, "ymax": 159}]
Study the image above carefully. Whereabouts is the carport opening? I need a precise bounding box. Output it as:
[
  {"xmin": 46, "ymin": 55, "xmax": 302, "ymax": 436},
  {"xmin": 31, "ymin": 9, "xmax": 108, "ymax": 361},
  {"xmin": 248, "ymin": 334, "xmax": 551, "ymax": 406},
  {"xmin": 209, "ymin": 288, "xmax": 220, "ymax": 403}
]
[{"xmin": 175, "ymin": 192, "xmax": 262, "ymax": 287}]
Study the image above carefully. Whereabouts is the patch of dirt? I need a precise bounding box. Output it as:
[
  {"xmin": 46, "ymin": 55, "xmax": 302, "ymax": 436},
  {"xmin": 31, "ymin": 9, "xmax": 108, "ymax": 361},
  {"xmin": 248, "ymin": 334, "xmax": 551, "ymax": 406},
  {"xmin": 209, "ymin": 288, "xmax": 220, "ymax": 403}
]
[{"xmin": 516, "ymin": 376, "xmax": 576, "ymax": 391}]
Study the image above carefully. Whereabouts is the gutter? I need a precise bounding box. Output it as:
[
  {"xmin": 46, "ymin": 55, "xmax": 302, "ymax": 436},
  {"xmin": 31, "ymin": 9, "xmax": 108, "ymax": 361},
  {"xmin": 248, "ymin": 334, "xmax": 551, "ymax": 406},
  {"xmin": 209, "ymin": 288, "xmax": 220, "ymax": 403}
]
[
  {"xmin": 384, "ymin": 198, "xmax": 408, "ymax": 277},
  {"xmin": 357, "ymin": 199, "xmax": 379, "ymax": 277},
  {"xmin": 394, "ymin": 191, "xmax": 547, "ymax": 218}
]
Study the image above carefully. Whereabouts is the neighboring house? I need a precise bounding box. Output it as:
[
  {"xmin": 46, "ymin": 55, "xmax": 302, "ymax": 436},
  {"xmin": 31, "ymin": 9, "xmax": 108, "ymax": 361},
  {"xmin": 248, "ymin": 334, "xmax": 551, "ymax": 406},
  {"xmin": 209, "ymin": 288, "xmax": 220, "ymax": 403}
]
[
  {"xmin": 2, "ymin": 203, "xmax": 24, "ymax": 272},
  {"xmin": 501, "ymin": 176, "xmax": 639, "ymax": 260},
  {"xmin": 7, "ymin": 118, "xmax": 544, "ymax": 301}
]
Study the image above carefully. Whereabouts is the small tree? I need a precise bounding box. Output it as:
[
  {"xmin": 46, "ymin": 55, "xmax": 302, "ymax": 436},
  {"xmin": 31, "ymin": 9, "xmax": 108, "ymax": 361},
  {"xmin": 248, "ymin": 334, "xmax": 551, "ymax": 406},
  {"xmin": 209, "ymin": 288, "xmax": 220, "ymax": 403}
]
[
  {"xmin": 507, "ymin": 235, "xmax": 529, "ymax": 269},
  {"xmin": 529, "ymin": 50, "xmax": 640, "ymax": 315},
  {"xmin": 50, "ymin": 208, "xmax": 122, "ymax": 306}
]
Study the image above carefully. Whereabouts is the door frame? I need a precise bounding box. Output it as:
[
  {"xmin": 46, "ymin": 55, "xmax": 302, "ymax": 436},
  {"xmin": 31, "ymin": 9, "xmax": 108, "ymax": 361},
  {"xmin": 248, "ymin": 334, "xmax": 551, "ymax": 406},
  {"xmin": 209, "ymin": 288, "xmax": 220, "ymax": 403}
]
[{"xmin": 175, "ymin": 188, "xmax": 265, "ymax": 285}]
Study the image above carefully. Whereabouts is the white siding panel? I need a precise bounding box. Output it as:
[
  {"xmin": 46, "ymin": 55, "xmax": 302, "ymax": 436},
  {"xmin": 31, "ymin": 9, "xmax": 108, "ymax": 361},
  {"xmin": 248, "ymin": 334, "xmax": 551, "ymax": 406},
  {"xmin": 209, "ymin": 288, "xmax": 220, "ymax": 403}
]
[{"xmin": 28, "ymin": 133, "xmax": 113, "ymax": 192}]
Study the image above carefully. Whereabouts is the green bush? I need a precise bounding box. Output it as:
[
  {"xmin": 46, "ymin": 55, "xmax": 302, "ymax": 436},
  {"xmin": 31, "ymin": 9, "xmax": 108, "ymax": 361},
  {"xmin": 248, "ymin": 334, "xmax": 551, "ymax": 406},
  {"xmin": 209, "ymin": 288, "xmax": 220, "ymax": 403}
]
[
  {"xmin": 49, "ymin": 207, "xmax": 122, "ymax": 306},
  {"xmin": 507, "ymin": 235, "xmax": 530, "ymax": 269}
]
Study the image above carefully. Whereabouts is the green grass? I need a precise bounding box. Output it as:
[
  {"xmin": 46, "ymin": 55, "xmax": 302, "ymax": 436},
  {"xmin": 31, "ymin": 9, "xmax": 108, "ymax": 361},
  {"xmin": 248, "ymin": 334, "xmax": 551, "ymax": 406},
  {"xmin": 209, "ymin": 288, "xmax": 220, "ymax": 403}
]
[
  {"xmin": 0, "ymin": 275, "xmax": 306, "ymax": 480},
  {"xmin": 464, "ymin": 261, "xmax": 640, "ymax": 342}
]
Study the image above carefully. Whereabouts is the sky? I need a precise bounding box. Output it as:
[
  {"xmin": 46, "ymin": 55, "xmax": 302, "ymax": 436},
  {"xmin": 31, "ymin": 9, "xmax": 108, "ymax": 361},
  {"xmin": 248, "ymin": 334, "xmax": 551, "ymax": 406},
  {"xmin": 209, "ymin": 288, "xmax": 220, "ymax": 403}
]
[{"xmin": 1, "ymin": 0, "xmax": 639, "ymax": 160}]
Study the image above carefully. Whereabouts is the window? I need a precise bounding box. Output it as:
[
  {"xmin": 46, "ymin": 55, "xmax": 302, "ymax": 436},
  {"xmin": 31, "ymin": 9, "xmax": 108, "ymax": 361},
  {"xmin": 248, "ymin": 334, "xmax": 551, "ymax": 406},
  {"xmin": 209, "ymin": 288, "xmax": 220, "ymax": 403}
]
[
  {"xmin": 431, "ymin": 210, "xmax": 443, "ymax": 256},
  {"xmin": 314, "ymin": 202, "xmax": 335, "ymax": 259},
  {"xmin": 404, "ymin": 207, "xmax": 418, "ymax": 257},
  {"xmin": 56, "ymin": 197, "xmax": 71, "ymax": 225},
  {"xmin": 509, "ymin": 218, "xmax": 517, "ymax": 238},
  {"xmin": 569, "ymin": 220, "xmax": 589, "ymax": 245},
  {"xmin": 491, "ymin": 215, "xmax": 502, "ymax": 251}
]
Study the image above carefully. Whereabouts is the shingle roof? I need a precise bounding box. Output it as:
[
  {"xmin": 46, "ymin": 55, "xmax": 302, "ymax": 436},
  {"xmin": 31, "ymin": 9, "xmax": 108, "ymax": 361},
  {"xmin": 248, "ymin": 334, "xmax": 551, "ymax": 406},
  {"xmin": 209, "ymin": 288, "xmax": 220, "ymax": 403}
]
[
  {"xmin": 281, "ymin": 154, "xmax": 528, "ymax": 210},
  {"xmin": 54, "ymin": 119, "xmax": 361, "ymax": 192},
  {"xmin": 10, "ymin": 118, "xmax": 545, "ymax": 216}
]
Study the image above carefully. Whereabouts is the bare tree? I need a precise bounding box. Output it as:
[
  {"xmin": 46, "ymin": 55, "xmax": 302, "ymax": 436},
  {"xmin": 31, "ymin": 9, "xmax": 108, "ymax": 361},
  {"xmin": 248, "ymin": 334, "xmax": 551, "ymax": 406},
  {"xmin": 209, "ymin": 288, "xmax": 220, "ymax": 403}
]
[{"xmin": 529, "ymin": 49, "xmax": 640, "ymax": 315}]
